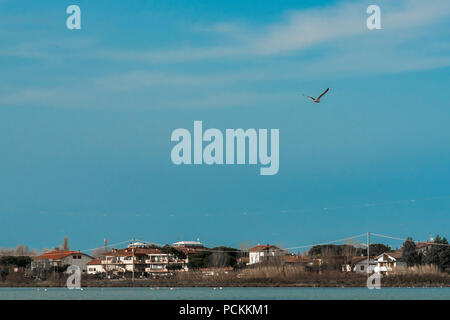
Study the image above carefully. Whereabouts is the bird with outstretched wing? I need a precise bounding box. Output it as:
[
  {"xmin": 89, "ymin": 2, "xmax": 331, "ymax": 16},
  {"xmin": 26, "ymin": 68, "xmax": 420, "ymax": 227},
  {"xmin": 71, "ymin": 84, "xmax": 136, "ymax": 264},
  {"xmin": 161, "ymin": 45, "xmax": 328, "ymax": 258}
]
[{"xmin": 302, "ymin": 88, "xmax": 329, "ymax": 103}]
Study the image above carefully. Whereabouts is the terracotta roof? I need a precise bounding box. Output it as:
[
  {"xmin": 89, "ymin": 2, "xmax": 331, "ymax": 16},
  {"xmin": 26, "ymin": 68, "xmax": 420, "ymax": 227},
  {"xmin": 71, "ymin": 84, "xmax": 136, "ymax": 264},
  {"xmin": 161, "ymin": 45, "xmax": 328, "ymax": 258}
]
[
  {"xmin": 36, "ymin": 250, "xmax": 92, "ymax": 260},
  {"xmin": 387, "ymin": 251, "xmax": 403, "ymax": 259},
  {"xmin": 249, "ymin": 245, "xmax": 279, "ymax": 252},
  {"xmin": 416, "ymin": 241, "xmax": 433, "ymax": 249},
  {"xmin": 87, "ymin": 259, "xmax": 102, "ymax": 265}
]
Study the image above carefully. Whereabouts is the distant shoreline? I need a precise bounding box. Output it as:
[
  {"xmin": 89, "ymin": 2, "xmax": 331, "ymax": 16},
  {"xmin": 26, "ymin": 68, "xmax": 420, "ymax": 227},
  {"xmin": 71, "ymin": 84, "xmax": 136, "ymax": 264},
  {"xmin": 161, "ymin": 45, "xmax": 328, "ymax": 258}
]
[
  {"xmin": 1, "ymin": 280, "xmax": 449, "ymax": 288},
  {"xmin": 3, "ymin": 265, "xmax": 449, "ymax": 288}
]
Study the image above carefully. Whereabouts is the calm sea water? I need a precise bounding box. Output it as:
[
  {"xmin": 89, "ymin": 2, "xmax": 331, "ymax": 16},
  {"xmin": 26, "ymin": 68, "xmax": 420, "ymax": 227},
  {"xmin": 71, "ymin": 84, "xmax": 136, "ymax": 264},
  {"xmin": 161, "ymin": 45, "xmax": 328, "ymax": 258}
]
[{"xmin": 0, "ymin": 287, "xmax": 449, "ymax": 300}]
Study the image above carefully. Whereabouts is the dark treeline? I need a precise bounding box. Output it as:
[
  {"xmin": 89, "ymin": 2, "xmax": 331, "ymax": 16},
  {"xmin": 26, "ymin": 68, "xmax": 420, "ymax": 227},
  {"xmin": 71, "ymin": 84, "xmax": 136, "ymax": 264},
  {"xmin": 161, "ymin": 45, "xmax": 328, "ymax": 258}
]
[
  {"xmin": 403, "ymin": 235, "xmax": 450, "ymax": 272},
  {"xmin": 187, "ymin": 247, "xmax": 241, "ymax": 269},
  {"xmin": 308, "ymin": 243, "xmax": 391, "ymax": 258},
  {"xmin": 0, "ymin": 256, "xmax": 32, "ymax": 268}
]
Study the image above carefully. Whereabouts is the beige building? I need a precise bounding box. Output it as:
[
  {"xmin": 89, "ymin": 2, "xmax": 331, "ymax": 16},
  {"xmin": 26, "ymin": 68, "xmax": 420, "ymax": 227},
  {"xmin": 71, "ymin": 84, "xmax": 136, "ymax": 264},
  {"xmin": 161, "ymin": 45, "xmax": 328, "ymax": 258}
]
[{"xmin": 100, "ymin": 246, "xmax": 186, "ymax": 275}]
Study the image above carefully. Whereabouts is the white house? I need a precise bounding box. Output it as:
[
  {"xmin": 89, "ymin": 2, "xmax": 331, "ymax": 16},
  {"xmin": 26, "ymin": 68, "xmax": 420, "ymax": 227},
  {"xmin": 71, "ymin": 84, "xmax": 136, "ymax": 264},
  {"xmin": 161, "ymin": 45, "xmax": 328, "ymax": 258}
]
[
  {"xmin": 342, "ymin": 257, "xmax": 377, "ymax": 273},
  {"xmin": 86, "ymin": 259, "xmax": 104, "ymax": 275},
  {"xmin": 172, "ymin": 240, "xmax": 205, "ymax": 249},
  {"xmin": 33, "ymin": 250, "xmax": 94, "ymax": 273},
  {"xmin": 375, "ymin": 251, "xmax": 406, "ymax": 275},
  {"xmin": 353, "ymin": 257, "xmax": 377, "ymax": 273},
  {"xmin": 248, "ymin": 245, "xmax": 283, "ymax": 265}
]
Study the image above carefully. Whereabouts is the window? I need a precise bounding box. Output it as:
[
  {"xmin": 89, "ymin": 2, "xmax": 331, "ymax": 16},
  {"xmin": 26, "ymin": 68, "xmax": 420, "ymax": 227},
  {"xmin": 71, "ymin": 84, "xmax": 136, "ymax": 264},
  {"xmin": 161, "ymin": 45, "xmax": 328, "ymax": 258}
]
[{"xmin": 360, "ymin": 266, "xmax": 364, "ymax": 271}]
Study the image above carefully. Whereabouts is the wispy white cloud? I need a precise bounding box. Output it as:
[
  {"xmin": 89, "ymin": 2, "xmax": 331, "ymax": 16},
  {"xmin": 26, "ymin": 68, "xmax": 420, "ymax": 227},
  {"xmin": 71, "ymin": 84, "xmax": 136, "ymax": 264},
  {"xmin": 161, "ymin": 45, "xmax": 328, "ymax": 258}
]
[
  {"xmin": 1, "ymin": 0, "xmax": 449, "ymax": 109},
  {"xmin": 101, "ymin": 0, "xmax": 450, "ymax": 63}
]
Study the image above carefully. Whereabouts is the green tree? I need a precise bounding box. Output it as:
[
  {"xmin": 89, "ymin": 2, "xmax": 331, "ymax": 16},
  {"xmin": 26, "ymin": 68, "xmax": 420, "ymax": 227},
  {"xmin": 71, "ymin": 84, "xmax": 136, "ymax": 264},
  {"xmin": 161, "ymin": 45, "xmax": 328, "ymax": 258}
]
[
  {"xmin": 0, "ymin": 256, "xmax": 32, "ymax": 268},
  {"xmin": 308, "ymin": 244, "xmax": 364, "ymax": 257},
  {"xmin": 187, "ymin": 251, "xmax": 210, "ymax": 269},
  {"xmin": 402, "ymin": 237, "xmax": 422, "ymax": 267},
  {"xmin": 55, "ymin": 264, "xmax": 70, "ymax": 273},
  {"xmin": 423, "ymin": 235, "xmax": 450, "ymax": 272},
  {"xmin": 367, "ymin": 244, "xmax": 391, "ymax": 257},
  {"xmin": 161, "ymin": 245, "xmax": 186, "ymax": 259},
  {"xmin": 187, "ymin": 247, "xmax": 239, "ymax": 269}
]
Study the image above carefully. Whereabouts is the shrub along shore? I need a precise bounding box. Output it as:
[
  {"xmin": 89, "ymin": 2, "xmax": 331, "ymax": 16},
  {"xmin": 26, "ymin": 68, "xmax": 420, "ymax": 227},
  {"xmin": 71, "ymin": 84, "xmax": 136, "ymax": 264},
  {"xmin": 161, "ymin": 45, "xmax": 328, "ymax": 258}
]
[{"xmin": 1, "ymin": 266, "xmax": 449, "ymax": 288}]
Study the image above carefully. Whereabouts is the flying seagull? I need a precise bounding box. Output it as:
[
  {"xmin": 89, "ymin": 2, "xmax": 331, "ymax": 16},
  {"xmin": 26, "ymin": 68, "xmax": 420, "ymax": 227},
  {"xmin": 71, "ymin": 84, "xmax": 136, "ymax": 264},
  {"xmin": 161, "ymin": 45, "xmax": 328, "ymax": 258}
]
[{"xmin": 302, "ymin": 88, "xmax": 329, "ymax": 103}]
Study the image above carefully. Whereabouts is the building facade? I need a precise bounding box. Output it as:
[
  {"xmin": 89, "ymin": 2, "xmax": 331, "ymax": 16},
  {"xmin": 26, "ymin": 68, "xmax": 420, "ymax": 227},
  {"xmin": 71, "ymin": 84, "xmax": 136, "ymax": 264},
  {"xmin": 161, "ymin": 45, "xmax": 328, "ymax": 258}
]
[
  {"xmin": 248, "ymin": 245, "xmax": 284, "ymax": 265},
  {"xmin": 99, "ymin": 246, "xmax": 186, "ymax": 276},
  {"xmin": 33, "ymin": 250, "xmax": 94, "ymax": 273},
  {"xmin": 375, "ymin": 252, "xmax": 406, "ymax": 274},
  {"xmin": 86, "ymin": 259, "xmax": 104, "ymax": 275}
]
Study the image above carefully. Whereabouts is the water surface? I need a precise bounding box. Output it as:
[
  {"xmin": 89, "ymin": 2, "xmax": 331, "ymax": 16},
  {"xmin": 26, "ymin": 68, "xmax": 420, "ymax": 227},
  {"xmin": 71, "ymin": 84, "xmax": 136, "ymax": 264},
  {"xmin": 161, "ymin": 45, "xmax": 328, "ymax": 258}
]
[{"xmin": 0, "ymin": 287, "xmax": 449, "ymax": 300}]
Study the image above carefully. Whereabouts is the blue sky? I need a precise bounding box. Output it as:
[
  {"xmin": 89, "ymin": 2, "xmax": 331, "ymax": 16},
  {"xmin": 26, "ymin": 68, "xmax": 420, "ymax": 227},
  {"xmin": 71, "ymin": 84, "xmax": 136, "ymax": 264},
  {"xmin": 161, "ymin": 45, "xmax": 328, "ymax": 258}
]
[{"xmin": 0, "ymin": 0, "xmax": 449, "ymax": 252}]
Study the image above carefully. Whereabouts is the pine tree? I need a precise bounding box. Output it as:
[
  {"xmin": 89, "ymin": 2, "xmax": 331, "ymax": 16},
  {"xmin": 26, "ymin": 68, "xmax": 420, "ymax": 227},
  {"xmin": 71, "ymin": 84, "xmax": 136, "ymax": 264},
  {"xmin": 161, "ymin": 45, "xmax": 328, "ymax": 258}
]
[{"xmin": 402, "ymin": 237, "xmax": 421, "ymax": 267}]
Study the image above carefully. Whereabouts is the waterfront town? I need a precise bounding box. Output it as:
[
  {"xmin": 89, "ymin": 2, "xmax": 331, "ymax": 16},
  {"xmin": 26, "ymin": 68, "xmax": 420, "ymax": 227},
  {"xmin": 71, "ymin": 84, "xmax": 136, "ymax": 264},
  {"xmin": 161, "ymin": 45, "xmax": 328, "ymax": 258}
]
[{"xmin": 0, "ymin": 234, "xmax": 449, "ymax": 287}]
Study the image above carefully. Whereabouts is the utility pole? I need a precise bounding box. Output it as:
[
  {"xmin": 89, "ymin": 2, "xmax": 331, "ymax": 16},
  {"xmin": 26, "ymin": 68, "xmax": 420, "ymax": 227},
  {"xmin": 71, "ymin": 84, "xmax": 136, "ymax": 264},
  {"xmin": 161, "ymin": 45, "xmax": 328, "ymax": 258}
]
[
  {"xmin": 104, "ymin": 238, "xmax": 108, "ymax": 279},
  {"xmin": 132, "ymin": 237, "xmax": 135, "ymax": 283},
  {"xmin": 367, "ymin": 232, "xmax": 370, "ymax": 275}
]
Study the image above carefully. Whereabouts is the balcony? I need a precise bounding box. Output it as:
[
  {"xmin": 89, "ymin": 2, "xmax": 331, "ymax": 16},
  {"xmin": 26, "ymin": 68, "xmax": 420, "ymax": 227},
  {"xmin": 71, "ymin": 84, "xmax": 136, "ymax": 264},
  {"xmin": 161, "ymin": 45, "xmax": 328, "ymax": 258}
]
[
  {"xmin": 145, "ymin": 266, "xmax": 167, "ymax": 272},
  {"xmin": 145, "ymin": 259, "xmax": 168, "ymax": 264}
]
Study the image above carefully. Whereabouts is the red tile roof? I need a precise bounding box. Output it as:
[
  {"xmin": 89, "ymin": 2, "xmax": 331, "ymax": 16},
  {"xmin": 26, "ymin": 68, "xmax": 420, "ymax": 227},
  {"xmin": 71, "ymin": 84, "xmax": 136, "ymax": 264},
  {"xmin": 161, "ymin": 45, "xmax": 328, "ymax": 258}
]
[
  {"xmin": 249, "ymin": 245, "xmax": 279, "ymax": 252},
  {"xmin": 387, "ymin": 251, "xmax": 403, "ymax": 259},
  {"xmin": 87, "ymin": 259, "xmax": 102, "ymax": 265},
  {"xmin": 36, "ymin": 250, "xmax": 92, "ymax": 260},
  {"xmin": 416, "ymin": 241, "xmax": 433, "ymax": 249}
]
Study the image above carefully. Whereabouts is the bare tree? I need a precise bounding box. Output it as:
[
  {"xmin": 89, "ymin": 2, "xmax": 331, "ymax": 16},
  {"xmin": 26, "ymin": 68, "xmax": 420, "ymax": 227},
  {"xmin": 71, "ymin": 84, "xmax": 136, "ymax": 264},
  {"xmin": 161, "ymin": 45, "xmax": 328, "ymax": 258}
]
[
  {"xmin": 92, "ymin": 247, "xmax": 111, "ymax": 258},
  {"xmin": 0, "ymin": 245, "xmax": 36, "ymax": 256},
  {"xmin": 343, "ymin": 240, "xmax": 359, "ymax": 259},
  {"xmin": 239, "ymin": 241, "xmax": 251, "ymax": 252},
  {"xmin": 209, "ymin": 252, "xmax": 229, "ymax": 268},
  {"xmin": 15, "ymin": 244, "xmax": 26, "ymax": 256}
]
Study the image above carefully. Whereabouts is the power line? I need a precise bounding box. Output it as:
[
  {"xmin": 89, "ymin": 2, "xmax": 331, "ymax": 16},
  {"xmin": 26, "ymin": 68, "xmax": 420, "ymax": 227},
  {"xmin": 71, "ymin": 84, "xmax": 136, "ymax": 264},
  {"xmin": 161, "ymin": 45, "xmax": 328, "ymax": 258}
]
[
  {"xmin": 81, "ymin": 239, "xmax": 133, "ymax": 252},
  {"xmin": 133, "ymin": 234, "xmax": 367, "ymax": 253},
  {"xmin": 37, "ymin": 232, "xmax": 449, "ymax": 258},
  {"xmin": 285, "ymin": 233, "xmax": 367, "ymax": 250},
  {"xmin": 371, "ymin": 233, "xmax": 450, "ymax": 247},
  {"xmin": 37, "ymin": 239, "xmax": 133, "ymax": 257},
  {"xmin": 371, "ymin": 233, "xmax": 407, "ymax": 241}
]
